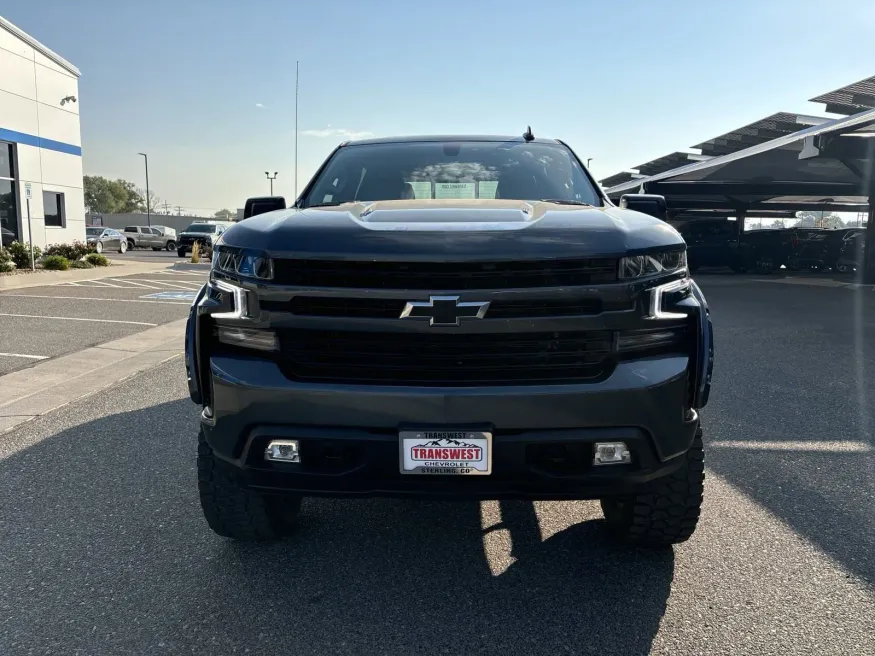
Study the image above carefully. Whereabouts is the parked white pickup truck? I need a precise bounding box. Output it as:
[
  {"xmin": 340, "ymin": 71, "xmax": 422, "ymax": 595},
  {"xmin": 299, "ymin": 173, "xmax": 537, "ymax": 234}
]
[{"xmin": 122, "ymin": 226, "xmax": 177, "ymax": 251}]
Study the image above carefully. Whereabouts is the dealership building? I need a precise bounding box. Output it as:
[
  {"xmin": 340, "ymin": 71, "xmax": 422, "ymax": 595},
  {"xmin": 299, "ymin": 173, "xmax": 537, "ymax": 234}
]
[{"xmin": 0, "ymin": 16, "xmax": 84, "ymax": 250}]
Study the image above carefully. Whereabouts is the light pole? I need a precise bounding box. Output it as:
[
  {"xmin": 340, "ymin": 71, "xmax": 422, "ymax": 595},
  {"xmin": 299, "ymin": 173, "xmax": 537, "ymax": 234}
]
[
  {"xmin": 265, "ymin": 171, "xmax": 278, "ymax": 196},
  {"xmin": 295, "ymin": 61, "xmax": 299, "ymax": 202},
  {"xmin": 586, "ymin": 158, "xmax": 593, "ymax": 169},
  {"xmin": 138, "ymin": 152, "xmax": 151, "ymax": 226}
]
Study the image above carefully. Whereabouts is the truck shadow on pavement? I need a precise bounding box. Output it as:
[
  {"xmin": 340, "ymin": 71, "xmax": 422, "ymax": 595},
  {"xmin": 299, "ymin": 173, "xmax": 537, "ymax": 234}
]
[{"xmin": 1, "ymin": 399, "xmax": 674, "ymax": 656}]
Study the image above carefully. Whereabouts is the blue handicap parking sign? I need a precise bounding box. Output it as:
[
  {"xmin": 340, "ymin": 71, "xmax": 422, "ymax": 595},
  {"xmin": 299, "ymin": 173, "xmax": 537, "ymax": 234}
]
[{"xmin": 141, "ymin": 291, "xmax": 199, "ymax": 302}]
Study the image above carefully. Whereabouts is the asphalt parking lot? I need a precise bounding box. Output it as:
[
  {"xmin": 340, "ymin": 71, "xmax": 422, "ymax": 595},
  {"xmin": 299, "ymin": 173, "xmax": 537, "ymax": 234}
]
[
  {"xmin": 0, "ymin": 266, "xmax": 207, "ymax": 375},
  {"xmin": 112, "ymin": 248, "xmax": 188, "ymax": 264},
  {"xmin": 1, "ymin": 276, "xmax": 874, "ymax": 655}
]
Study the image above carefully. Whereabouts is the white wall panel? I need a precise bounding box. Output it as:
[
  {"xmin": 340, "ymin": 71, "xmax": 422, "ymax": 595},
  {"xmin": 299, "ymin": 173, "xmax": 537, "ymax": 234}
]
[
  {"xmin": 33, "ymin": 50, "xmax": 77, "ymax": 78},
  {"xmin": 35, "ymin": 64, "xmax": 79, "ymax": 115},
  {"xmin": 39, "ymin": 149, "xmax": 83, "ymax": 189},
  {"xmin": 0, "ymin": 89, "xmax": 38, "ymax": 134},
  {"xmin": 16, "ymin": 181, "xmax": 85, "ymax": 248},
  {"xmin": 0, "ymin": 47, "xmax": 36, "ymax": 100},
  {"xmin": 35, "ymin": 103, "xmax": 81, "ymax": 147},
  {"xmin": 14, "ymin": 143, "xmax": 41, "ymax": 182},
  {"xmin": 0, "ymin": 29, "xmax": 33, "ymax": 60}
]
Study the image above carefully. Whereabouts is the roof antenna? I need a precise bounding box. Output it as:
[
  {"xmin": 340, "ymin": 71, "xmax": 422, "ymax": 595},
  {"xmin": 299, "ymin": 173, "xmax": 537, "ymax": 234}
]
[{"xmin": 523, "ymin": 126, "xmax": 534, "ymax": 142}]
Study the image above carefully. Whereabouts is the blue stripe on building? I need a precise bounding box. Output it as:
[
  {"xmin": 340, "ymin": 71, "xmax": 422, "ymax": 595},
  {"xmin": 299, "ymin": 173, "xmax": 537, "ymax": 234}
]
[{"xmin": 0, "ymin": 127, "xmax": 82, "ymax": 156}]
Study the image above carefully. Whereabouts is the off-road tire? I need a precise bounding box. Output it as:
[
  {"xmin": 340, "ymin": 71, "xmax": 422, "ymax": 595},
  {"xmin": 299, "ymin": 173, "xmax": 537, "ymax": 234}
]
[
  {"xmin": 197, "ymin": 428, "xmax": 302, "ymax": 541},
  {"xmin": 600, "ymin": 427, "xmax": 704, "ymax": 547},
  {"xmin": 177, "ymin": 248, "xmax": 186, "ymax": 258}
]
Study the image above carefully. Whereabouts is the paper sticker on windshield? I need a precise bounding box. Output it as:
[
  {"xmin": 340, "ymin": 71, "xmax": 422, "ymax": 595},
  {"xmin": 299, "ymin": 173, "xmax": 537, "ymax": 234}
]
[{"xmin": 435, "ymin": 182, "xmax": 476, "ymax": 199}]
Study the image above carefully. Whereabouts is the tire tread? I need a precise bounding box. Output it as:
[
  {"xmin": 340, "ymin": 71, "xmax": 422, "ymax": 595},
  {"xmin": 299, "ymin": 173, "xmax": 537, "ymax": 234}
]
[
  {"xmin": 601, "ymin": 427, "xmax": 705, "ymax": 547},
  {"xmin": 197, "ymin": 429, "xmax": 299, "ymax": 541}
]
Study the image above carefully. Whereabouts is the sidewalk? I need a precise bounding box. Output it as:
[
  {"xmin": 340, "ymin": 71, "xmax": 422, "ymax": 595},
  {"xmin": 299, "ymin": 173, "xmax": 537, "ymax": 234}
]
[
  {"xmin": 0, "ymin": 319, "xmax": 186, "ymax": 433},
  {"xmin": 0, "ymin": 259, "xmax": 176, "ymax": 291}
]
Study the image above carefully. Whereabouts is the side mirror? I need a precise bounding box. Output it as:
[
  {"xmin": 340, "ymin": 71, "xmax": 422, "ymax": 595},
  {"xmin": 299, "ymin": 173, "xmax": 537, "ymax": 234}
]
[
  {"xmin": 243, "ymin": 196, "xmax": 286, "ymax": 219},
  {"xmin": 619, "ymin": 194, "xmax": 667, "ymax": 221}
]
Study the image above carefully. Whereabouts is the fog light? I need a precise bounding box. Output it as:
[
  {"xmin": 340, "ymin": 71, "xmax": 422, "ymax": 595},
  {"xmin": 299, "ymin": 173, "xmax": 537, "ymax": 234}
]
[
  {"xmin": 593, "ymin": 442, "xmax": 631, "ymax": 466},
  {"xmin": 265, "ymin": 440, "xmax": 300, "ymax": 462}
]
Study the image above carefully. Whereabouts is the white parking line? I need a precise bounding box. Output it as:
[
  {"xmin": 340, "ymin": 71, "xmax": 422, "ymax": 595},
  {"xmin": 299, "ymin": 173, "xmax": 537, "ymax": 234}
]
[
  {"xmin": 711, "ymin": 440, "xmax": 872, "ymax": 453},
  {"xmin": 0, "ymin": 313, "xmax": 157, "ymax": 326},
  {"xmin": 155, "ymin": 270, "xmax": 206, "ymax": 276},
  {"xmin": 136, "ymin": 279, "xmax": 203, "ymax": 289},
  {"xmin": 86, "ymin": 280, "xmax": 124, "ymax": 288},
  {"xmin": 1, "ymin": 294, "xmax": 190, "ymax": 305},
  {"xmin": 0, "ymin": 352, "xmax": 49, "ymax": 360},
  {"xmin": 107, "ymin": 279, "xmax": 162, "ymax": 289}
]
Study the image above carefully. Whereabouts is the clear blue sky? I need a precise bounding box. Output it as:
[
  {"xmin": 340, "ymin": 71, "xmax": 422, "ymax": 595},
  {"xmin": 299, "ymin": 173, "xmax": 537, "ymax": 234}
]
[{"xmin": 4, "ymin": 0, "xmax": 874, "ymax": 214}]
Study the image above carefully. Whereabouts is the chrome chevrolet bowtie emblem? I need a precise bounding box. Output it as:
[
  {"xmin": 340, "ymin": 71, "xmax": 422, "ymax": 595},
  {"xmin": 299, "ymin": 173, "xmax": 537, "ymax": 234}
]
[{"xmin": 400, "ymin": 295, "xmax": 490, "ymax": 326}]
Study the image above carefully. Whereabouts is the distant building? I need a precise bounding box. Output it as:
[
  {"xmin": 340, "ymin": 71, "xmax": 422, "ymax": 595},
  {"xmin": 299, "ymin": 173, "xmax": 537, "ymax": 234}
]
[{"xmin": 0, "ymin": 16, "xmax": 85, "ymax": 248}]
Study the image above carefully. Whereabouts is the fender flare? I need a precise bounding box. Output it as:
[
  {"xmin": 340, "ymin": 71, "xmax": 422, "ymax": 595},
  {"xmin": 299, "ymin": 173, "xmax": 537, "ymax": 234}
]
[
  {"xmin": 185, "ymin": 283, "xmax": 208, "ymax": 404},
  {"xmin": 690, "ymin": 280, "xmax": 714, "ymax": 409}
]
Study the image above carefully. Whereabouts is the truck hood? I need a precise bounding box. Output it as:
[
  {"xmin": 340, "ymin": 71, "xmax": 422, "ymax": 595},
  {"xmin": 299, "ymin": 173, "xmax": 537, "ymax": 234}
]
[{"xmin": 221, "ymin": 199, "xmax": 683, "ymax": 260}]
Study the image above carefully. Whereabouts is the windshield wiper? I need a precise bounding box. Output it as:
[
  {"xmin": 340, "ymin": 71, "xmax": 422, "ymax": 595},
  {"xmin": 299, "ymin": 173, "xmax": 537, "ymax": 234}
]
[
  {"xmin": 538, "ymin": 199, "xmax": 594, "ymax": 206},
  {"xmin": 306, "ymin": 201, "xmax": 346, "ymax": 208}
]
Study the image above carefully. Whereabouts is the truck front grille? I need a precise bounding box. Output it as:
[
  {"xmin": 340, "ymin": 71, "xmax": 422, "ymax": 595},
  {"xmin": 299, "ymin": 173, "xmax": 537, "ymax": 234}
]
[
  {"xmin": 275, "ymin": 329, "xmax": 615, "ymax": 386},
  {"xmin": 262, "ymin": 296, "xmax": 608, "ymax": 319},
  {"xmin": 271, "ymin": 258, "xmax": 618, "ymax": 289}
]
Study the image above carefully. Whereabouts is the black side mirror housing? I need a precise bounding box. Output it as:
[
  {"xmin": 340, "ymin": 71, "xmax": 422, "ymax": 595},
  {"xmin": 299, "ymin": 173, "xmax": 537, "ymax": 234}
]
[
  {"xmin": 243, "ymin": 196, "xmax": 286, "ymax": 219},
  {"xmin": 619, "ymin": 194, "xmax": 668, "ymax": 221}
]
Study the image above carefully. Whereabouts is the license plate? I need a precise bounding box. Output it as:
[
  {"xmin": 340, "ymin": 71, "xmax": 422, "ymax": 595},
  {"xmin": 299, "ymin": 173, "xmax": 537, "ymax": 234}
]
[{"xmin": 399, "ymin": 430, "xmax": 492, "ymax": 475}]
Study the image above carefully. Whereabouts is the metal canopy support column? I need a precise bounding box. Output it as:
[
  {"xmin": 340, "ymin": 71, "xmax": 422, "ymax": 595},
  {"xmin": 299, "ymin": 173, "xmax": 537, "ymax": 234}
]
[
  {"xmin": 734, "ymin": 209, "xmax": 746, "ymax": 243},
  {"xmin": 863, "ymin": 138, "xmax": 875, "ymax": 284},
  {"xmin": 865, "ymin": 198, "xmax": 875, "ymax": 284}
]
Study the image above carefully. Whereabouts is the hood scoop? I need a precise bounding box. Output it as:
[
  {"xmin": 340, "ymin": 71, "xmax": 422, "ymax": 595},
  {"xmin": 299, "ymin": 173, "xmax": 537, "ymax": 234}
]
[{"xmin": 350, "ymin": 199, "xmax": 535, "ymax": 230}]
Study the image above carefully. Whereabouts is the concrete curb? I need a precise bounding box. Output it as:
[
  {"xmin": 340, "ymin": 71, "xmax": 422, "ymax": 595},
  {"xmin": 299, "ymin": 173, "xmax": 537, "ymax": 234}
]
[
  {"xmin": 0, "ymin": 318, "xmax": 187, "ymax": 433},
  {"xmin": 0, "ymin": 260, "xmax": 176, "ymax": 291}
]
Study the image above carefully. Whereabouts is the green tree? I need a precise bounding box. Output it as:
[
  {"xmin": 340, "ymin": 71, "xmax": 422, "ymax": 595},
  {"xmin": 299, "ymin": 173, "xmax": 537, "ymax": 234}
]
[
  {"xmin": 83, "ymin": 176, "xmax": 146, "ymax": 213},
  {"xmin": 796, "ymin": 210, "xmax": 844, "ymax": 229},
  {"xmin": 214, "ymin": 209, "xmax": 234, "ymax": 220}
]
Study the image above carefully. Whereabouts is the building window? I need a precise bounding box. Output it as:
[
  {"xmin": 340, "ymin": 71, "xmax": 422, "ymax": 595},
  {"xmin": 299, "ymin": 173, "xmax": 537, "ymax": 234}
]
[
  {"xmin": 0, "ymin": 141, "xmax": 18, "ymax": 244},
  {"xmin": 0, "ymin": 142, "xmax": 13, "ymax": 179},
  {"xmin": 43, "ymin": 191, "xmax": 65, "ymax": 228}
]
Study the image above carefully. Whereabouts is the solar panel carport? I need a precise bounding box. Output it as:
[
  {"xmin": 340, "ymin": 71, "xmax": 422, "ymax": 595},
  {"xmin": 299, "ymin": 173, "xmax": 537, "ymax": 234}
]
[
  {"xmin": 599, "ymin": 76, "xmax": 875, "ymax": 279},
  {"xmin": 604, "ymin": 108, "xmax": 875, "ymax": 281}
]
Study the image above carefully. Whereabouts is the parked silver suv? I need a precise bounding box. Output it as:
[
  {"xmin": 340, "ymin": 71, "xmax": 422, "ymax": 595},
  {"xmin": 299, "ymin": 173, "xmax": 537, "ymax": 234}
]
[{"xmin": 122, "ymin": 226, "xmax": 178, "ymax": 251}]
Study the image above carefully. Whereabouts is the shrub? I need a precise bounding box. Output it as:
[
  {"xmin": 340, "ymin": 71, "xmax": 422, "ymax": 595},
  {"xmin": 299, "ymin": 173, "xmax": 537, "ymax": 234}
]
[
  {"xmin": 45, "ymin": 241, "xmax": 95, "ymax": 261},
  {"xmin": 70, "ymin": 259, "xmax": 95, "ymax": 269},
  {"xmin": 85, "ymin": 253, "xmax": 109, "ymax": 267},
  {"xmin": 190, "ymin": 241, "xmax": 201, "ymax": 264},
  {"xmin": 41, "ymin": 255, "xmax": 71, "ymax": 271},
  {"xmin": 0, "ymin": 247, "xmax": 13, "ymax": 273},
  {"xmin": 6, "ymin": 241, "xmax": 41, "ymax": 269}
]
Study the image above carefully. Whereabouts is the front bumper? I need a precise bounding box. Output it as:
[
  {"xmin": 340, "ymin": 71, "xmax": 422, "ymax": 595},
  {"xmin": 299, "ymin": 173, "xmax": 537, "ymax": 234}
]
[
  {"xmin": 186, "ymin": 277, "xmax": 713, "ymax": 500},
  {"xmin": 200, "ymin": 354, "xmax": 699, "ymax": 499}
]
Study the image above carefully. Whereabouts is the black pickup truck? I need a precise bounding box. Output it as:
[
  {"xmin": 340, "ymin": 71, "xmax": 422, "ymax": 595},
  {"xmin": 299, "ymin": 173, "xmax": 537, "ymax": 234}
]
[{"xmin": 185, "ymin": 134, "xmax": 714, "ymax": 547}]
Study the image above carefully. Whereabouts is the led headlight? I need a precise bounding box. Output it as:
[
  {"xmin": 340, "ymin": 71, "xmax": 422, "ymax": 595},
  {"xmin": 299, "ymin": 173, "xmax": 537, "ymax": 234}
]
[
  {"xmin": 619, "ymin": 250, "xmax": 687, "ymax": 279},
  {"xmin": 213, "ymin": 247, "xmax": 274, "ymax": 280}
]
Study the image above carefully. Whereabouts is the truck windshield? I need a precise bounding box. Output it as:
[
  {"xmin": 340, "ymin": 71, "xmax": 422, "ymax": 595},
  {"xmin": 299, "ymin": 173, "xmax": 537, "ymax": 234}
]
[
  {"xmin": 302, "ymin": 140, "xmax": 601, "ymax": 208},
  {"xmin": 185, "ymin": 224, "xmax": 217, "ymax": 233}
]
